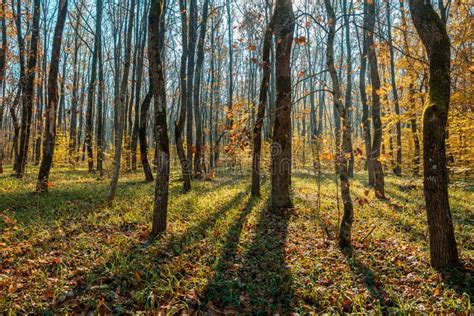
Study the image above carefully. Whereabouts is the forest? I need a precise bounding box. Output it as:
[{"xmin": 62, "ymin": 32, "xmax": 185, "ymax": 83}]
[{"xmin": 0, "ymin": 0, "xmax": 472, "ymax": 313}]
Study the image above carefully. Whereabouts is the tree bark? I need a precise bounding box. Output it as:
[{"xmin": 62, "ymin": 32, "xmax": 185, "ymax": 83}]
[
  {"xmin": 108, "ymin": 0, "xmax": 136, "ymax": 202},
  {"xmin": 36, "ymin": 0, "xmax": 68, "ymax": 192},
  {"xmin": 359, "ymin": 0, "xmax": 374, "ymax": 186},
  {"xmin": 251, "ymin": 18, "xmax": 273, "ymax": 197},
  {"xmin": 409, "ymin": 0, "xmax": 461, "ymax": 270},
  {"xmin": 325, "ymin": 0, "xmax": 354, "ymax": 249},
  {"xmin": 270, "ymin": 0, "xmax": 295, "ymax": 210},
  {"xmin": 139, "ymin": 88, "xmax": 154, "ymax": 182},
  {"xmin": 192, "ymin": 0, "xmax": 210, "ymax": 176},
  {"xmin": 149, "ymin": 0, "xmax": 170, "ymax": 237},
  {"xmin": 175, "ymin": 0, "xmax": 192, "ymax": 192},
  {"xmin": 15, "ymin": 0, "xmax": 41, "ymax": 178},
  {"xmin": 385, "ymin": 0, "xmax": 402, "ymax": 176},
  {"xmin": 366, "ymin": 0, "xmax": 384, "ymax": 198},
  {"xmin": 96, "ymin": 0, "xmax": 104, "ymax": 177}
]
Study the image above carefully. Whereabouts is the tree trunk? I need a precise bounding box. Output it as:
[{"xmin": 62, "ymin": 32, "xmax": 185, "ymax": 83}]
[
  {"xmin": 385, "ymin": 0, "xmax": 402, "ymax": 176},
  {"xmin": 15, "ymin": 0, "xmax": 41, "ymax": 178},
  {"xmin": 251, "ymin": 18, "xmax": 273, "ymax": 197},
  {"xmin": 149, "ymin": 0, "xmax": 169, "ymax": 237},
  {"xmin": 270, "ymin": 0, "xmax": 295, "ymax": 210},
  {"xmin": 108, "ymin": 0, "xmax": 136, "ymax": 202},
  {"xmin": 139, "ymin": 89, "xmax": 154, "ymax": 182},
  {"xmin": 359, "ymin": 1, "xmax": 374, "ymax": 186},
  {"xmin": 96, "ymin": 0, "xmax": 104, "ymax": 177},
  {"xmin": 192, "ymin": 0, "xmax": 210, "ymax": 177},
  {"xmin": 325, "ymin": 0, "xmax": 354, "ymax": 248},
  {"xmin": 409, "ymin": 0, "xmax": 461, "ymax": 270},
  {"xmin": 175, "ymin": 0, "xmax": 192, "ymax": 192},
  {"xmin": 85, "ymin": 0, "xmax": 101, "ymax": 173},
  {"xmin": 186, "ymin": 0, "xmax": 197, "ymax": 173},
  {"xmin": 0, "ymin": 0, "xmax": 6, "ymax": 173},
  {"xmin": 343, "ymin": 0, "xmax": 354, "ymax": 178},
  {"xmin": 400, "ymin": 0, "xmax": 420, "ymax": 176},
  {"xmin": 36, "ymin": 0, "xmax": 68, "ymax": 192},
  {"xmin": 366, "ymin": 0, "xmax": 384, "ymax": 198}
]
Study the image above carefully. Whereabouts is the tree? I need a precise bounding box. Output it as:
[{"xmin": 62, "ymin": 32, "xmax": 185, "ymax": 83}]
[
  {"xmin": 139, "ymin": 89, "xmax": 154, "ymax": 182},
  {"xmin": 15, "ymin": 0, "xmax": 41, "ymax": 178},
  {"xmin": 366, "ymin": 0, "xmax": 384, "ymax": 198},
  {"xmin": 149, "ymin": 0, "xmax": 169, "ymax": 237},
  {"xmin": 359, "ymin": 0, "xmax": 374, "ymax": 186},
  {"xmin": 108, "ymin": 0, "xmax": 136, "ymax": 202},
  {"xmin": 0, "ymin": 0, "xmax": 7, "ymax": 173},
  {"xmin": 270, "ymin": 0, "xmax": 295, "ymax": 210},
  {"xmin": 385, "ymin": 0, "xmax": 402, "ymax": 176},
  {"xmin": 408, "ymin": 0, "xmax": 461, "ymax": 269},
  {"xmin": 96, "ymin": 0, "xmax": 104, "ymax": 177},
  {"xmin": 36, "ymin": 0, "xmax": 69, "ymax": 192},
  {"xmin": 192, "ymin": 0, "xmax": 210, "ymax": 176},
  {"xmin": 175, "ymin": 0, "xmax": 192, "ymax": 192},
  {"xmin": 251, "ymin": 14, "xmax": 273, "ymax": 197},
  {"xmin": 324, "ymin": 0, "xmax": 354, "ymax": 248}
]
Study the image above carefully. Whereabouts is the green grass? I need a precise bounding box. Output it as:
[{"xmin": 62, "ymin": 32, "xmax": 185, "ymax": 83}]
[{"xmin": 0, "ymin": 166, "xmax": 472, "ymax": 313}]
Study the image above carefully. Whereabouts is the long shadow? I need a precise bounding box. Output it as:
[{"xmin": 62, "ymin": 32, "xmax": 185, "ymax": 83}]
[
  {"xmin": 203, "ymin": 203, "xmax": 294, "ymax": 314},
  {"xmin": 54, "ymin": 189, "xmax": 248, "ymax": 313},
  {"xmin": 342, "ymin": 250, "xmax": 395, "ymax": 313}
]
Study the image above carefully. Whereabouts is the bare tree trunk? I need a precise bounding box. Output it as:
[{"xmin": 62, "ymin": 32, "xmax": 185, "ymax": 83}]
[
  {"xmin": 186, "ymin": 0, "xmax": 197, "ymax": 172},
  {"xmin": 131, "ymin": 0, "xmax": 149, "ymax": 172},
  {"xmin": 409, "ymin": 0, "xmax": 461, "ymax": 270},
  {"xmin": 96, "ymin": 0, "xmax": 104, "ymax": 177},
  {"xmin": 175, "ymin": 0, "xmax": 192, "ymax": 192},
  {"xmin": 15, "ymin": 0, "xmax": 41, "ymax": 178},
  {"xmin": 192, "ymin": 0, "xmax": 210, "ymax": 176},
  {"xmin": 399, "ymin": 0, "xmax": 420, "ymax": 176},
  {"xmin": 359, "ymin": 1, "xmax": 374, "ymax": 186},
  {"xmin": 251, "ymin": 18, "xmax": 273, "ymax": 197},
  {"xmin": 139, "ymin": 89, "xmax": 154, "ymax": 182},
  {"xmin": 85, "ymin": 0, "xmax": 101, "ymax": 173},
  {"xmin": 325, "ymin": 0, "xmax": 354, "ymax": 248},
  {"xmin": 149, "ymin": 0, "xmax": 169, "ymax": 237},
  {"xmin": 0, "ymin": 0, "xmax": 6, "ymax": 173},
  {"xmin": 108, "ymin": 0, "xmax": 135, "ymax": 202},
  {"xmin": 270, "ymin": 0, "xmax": 295, "ymax": 210},
  {"xmin": 366, "ymin": 0, "xmax": 384, "ymax": 198},
  {"xmin": 36, "ymin": 0, "xmax": 68, "ymax": 192},
  {"xmin": 385, "ymin": 0, "xmax": 402, "ymax": 176},
  {"xmin": 343, "ymin": 0, "xmax": 354, "ymax": 178}
]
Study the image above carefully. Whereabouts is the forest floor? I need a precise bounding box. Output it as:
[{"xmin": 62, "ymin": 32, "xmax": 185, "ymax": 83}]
[{"xmin": 0, "ymin": 166, "xmax": 473, "ymax": 314}]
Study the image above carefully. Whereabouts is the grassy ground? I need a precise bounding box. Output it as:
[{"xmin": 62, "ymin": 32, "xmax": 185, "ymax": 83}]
[{"xmin": 0, "ymin": 166, "xmax": 472, "ymax": 313}]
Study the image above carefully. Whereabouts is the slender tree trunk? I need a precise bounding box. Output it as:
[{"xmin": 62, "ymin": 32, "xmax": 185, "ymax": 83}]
[
  {"xmin": 15, "ymin": 0, "xmax": 41, "ymax": 178},
  {"xmin": 192, "ymin": 0, "xmax": 210, "ymax": 176},
  {"xmin": 400, "ymin": 0, "xmax": 420, "ymax": 176},
  {"xmin": 359, "ymin": 1, "xmax": 374, "ymax": 186},
  {"xmin": 175, "ymin": 0, "xmax": 192, "ymax": 192},
  {"xmin": 409, "ymin": 0, "xmax": 461, "ymax": 270},
  {"xmin": 270, "ymin": 0, "xmax": 295, "ymax": 210},
  {"xmin": 0, "ymin": 0, "xmax": 6, "ymax": 173},
  {"xmin": 186, "ymin": 0, "xmax": 197, "ymax": 172},
  {"xmin": 366, "ymin": 0, "xmax": 384, "ymax": 198},
  {"xmin": 343, "ymin": 0, "xmax": 354, "ymax": 178},
  {"xmin": 131, "ymin": 1, "xmax": 148, "ymax": 172},
  {"xmin": 149, "ymin": 0, "xmax": 169, "ymax": 237},
  {"xmin": 325, "ymin": 0, "xmax": 354, "ymax": 248},
  {"xmin": 108, "ymin": 0, "xmax": 135, "ymax": 202},
  {"xmin": 36, "ymin": 0, "xmax": 68, "ymax": 192},
  {"xmin": 251, "ymin": 18, "xmax": 273, "ymax": 197},
  {"xmin": 386, "ymin": 0, "xmax": 402, "ymax": 176},
  {"xmin": 85, "ymin": 0, "xmax": 101, "ymax": 173},
  {"xmin": 139, "ymin": 89, "xmax": 154, "ymax": 182},
  {"xmin": 96, "ymin": 0, "xmax": 104, "ymax": 177}
]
